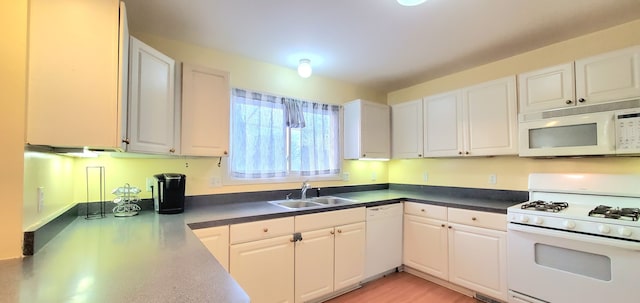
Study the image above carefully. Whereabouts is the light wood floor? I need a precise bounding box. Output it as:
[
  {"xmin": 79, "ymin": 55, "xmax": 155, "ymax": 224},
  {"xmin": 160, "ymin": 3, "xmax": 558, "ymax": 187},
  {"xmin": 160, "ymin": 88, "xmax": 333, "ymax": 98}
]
[{"xmin": 325, "ymin": 272, "xmax": 480, "ymax": 303}]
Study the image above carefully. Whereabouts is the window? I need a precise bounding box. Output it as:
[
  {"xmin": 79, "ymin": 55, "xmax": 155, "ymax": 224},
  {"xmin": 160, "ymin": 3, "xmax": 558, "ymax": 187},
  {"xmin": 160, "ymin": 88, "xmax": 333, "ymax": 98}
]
[{"xmin": 229, "ymin": 88, "xmax": 341, "ymax": 181}]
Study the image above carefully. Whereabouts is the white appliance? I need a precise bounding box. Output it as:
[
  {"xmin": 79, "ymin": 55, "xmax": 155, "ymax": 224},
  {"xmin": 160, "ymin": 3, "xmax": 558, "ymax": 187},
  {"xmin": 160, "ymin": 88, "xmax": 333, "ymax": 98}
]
[
  {"xmin": 518, "ymin": 106, "xmax": 640, "ymax": 157},
  {"xmin": 364, "ymin": 203, "xmax": 403, "ymax": 280},
  {"xmin": 507, "ymin": 173, "xmax": 640, "ymax": 303}
]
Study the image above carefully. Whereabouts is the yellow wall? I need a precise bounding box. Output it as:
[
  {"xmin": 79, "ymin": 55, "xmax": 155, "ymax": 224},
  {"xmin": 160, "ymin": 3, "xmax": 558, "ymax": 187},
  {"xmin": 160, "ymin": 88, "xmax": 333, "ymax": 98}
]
[
  {"xmin": 69, "ymin": 156, "xmax": 388, "ymax": 202},
  {"xmin": 388, "ymin": 19, "xmax": 640, "ymax": 104},
  {"xmin": 133, "ymin": 33, "xmax": 387, "ymax": 105},
  {"xmin": 390, "ymin": 156, "xmax": 640, "ymax": 191},
  {"xmin": 22, "ymin": 153, "xmax": 76, "ymax": 230},
  {"xmin": 387, "ymin": 19, "xmax": 640, "ymax": 190},
  {"xmin": 1, "ymin": 0, "xmax": 27, "ymax": 260}
]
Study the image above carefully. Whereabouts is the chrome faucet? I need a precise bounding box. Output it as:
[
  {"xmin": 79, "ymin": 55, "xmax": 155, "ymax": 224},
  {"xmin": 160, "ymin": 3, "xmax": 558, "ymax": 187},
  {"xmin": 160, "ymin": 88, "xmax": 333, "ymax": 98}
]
[{"xmin": 301, "ymin": 180, "xmax": 311, "ymax": 200}]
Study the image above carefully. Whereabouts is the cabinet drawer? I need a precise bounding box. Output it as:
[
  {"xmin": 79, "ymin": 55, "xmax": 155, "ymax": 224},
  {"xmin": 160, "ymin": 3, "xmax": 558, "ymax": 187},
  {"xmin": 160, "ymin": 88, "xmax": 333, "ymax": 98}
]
[
  {"xmin": 295, "ymin": 207, "xmax": 366, "ymax": 232},
  {"xmin": 230, "ymin": 217, "xmax": 294, "ymax": 244},
  {"xmin": 404, "ymin": 202, "xmax": 447, "ymax": 220},
  {"xmin": 447, "ymin": 208, "xmax": 506, "ymax": 231}
]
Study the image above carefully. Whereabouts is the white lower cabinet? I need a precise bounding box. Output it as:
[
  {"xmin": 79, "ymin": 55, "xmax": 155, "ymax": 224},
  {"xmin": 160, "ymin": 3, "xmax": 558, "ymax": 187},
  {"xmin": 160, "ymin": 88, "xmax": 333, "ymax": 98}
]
[
  {"xmin": 333, "ymin": 222, "xmax": 366, "ymax": 290},
  {"xmin": 295, "ymin": 228, "xmax": 335, "ymax": 302},
  {"xmin": 403, "ymin": 214, "xmax": 448, "ymax": 280},
  {"xmin": 220, "ymin": 209, "xmax": 364, "ymax": 303},
  {"xmin": 192, "ymin": 225, "xmax": 229, "ymax": 272},
  {"xmin": 448, "ymin": 222, "xmax": 507, "ymax": 301},
  {"xmin": 295, "ymin": 208, "xmax": 366, "ymax": 303},
  {"xmin": 403, "ymin": 202, "xmax": 508, "ymax": 301},
  {"xmin": 230, "ymin": 234, "xmax": 295, "ymax": 303},
  {"xmin": 229, "ymin": 217, "xmax": 295, "ymax": 303}
]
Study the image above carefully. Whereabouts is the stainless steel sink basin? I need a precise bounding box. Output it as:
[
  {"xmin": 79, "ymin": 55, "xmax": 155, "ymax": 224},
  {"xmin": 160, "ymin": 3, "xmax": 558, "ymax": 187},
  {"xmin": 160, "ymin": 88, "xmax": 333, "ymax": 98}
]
[
  {"xmin": 307, "ymin": 196, "xmax": 356, "ymax": 205},
  {"xmin": 268, "ymin": 196, "xmax": 356, "ymax": 209},
  {"xmin": 269, "ymin": 200, "xmax": 323, "ymax": 209}
]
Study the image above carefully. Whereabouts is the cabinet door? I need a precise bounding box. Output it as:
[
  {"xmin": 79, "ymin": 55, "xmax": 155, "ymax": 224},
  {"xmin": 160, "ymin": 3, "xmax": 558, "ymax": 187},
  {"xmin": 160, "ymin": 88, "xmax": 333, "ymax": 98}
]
[
  {"xmin": 181, "ymin": 64, "xmax": 230, "ymax": 156},
  {"xmin": 463, "ymin": 76, "xmax": 518, "ymax": 156},
  {"xmin": 27, "ymin": 0, "xmax": 121, "ymax": 148},
  {"xmin": 402, "ymin": 214, "xmax": 448, "ymax": 280},
  {"xmin": 576, "ymin": 45, "xmax": 640, "ymax": 105},
  {"xmin": 423, "ymin": 90, "xmax": 464, "ymax": 157},
  {"xmin": 391, "ymin": 99, "xmax": 423, "ymax": 159},
  {"xmin": 448, "ymin": 223, "xmax": 507, "ymax": 301},
  {"xmin": 230, "ymin": 234, "xmax": 295, "ymax": 303},
  {"xmin": 334, "ymin": 222, "xmax": 366, "ymax": 291},
  {"xmin": 295, "ymin": 228, "xmax": 335, "ymax": 303},
  {"xmin": 128, "ymin": 37, "xmax": 176, "ymax": 154},
  {"xmin": 343, "ymin": 100, "xmax": 390, "ymax": 159},
  {"xmin": 518, "ymin": 62, "xmax": 575, "ymax": 113},
  {"xmin": 361, "ymin": 102, "xmax": 391, "ymax": 159},
  {"xmin": 192, "ymin": 225, "xmax": 229, "ymax": 272}
]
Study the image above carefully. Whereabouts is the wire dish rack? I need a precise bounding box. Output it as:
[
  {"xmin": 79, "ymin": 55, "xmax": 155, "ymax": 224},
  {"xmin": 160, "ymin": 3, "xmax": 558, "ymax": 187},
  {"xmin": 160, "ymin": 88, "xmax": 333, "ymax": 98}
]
[{"xmin": 112, "ymin": 184, "xmax": 142, "ymax": 217}]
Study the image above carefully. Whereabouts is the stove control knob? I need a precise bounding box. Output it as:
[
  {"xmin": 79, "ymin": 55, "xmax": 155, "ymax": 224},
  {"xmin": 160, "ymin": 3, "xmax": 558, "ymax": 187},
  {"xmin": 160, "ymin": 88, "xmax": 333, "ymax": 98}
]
[
  {"xmin": 563, "ymin": 220, "xmax": 576, "ymax": 229},
  {"xmin": 534, "ymin": 217, "xmax": 544, "ymax": 225},
  {"xmin": 520, "ymin": 215, "xmax": 529, "ymax": 223},
  {"xmin": 618, "ymin": 227, "xmax": 632, "ymax": 237},
  {"xmin": 598, "ymin": 224, "xmax": 611, "ymax": 234}
]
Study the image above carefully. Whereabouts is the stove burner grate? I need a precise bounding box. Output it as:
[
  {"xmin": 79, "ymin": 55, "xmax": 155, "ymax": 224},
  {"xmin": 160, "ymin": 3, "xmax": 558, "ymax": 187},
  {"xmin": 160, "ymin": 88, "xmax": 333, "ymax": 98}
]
[
  {"xmin": 588, "ymin": 205, "xmax": 639, "ymax": 221},
  {"xmin": 521, "ymin": 200, "xmax": 569, "ymax": 212}
]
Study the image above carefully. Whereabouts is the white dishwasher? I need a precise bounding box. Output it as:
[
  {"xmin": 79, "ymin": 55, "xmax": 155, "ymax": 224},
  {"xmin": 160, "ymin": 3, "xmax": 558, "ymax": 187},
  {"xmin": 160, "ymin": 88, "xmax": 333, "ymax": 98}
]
[{"xmin": 364, "ymin": 203, "xmax": 403, "ymax": 281}]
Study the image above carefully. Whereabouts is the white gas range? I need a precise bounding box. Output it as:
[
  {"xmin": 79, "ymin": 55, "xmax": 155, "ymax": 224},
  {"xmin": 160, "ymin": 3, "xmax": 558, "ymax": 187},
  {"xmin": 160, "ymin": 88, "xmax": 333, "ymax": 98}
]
[{"xmin": 507, "ymin": 173, "xmax": 640, "ymax": 303}]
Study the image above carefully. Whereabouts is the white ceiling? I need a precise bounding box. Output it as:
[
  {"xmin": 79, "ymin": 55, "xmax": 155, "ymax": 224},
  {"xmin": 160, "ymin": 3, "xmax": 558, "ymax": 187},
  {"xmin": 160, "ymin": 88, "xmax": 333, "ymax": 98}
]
[{"xmin": 123, "ymin": 0, "xmax": 640, "ymax": 92}]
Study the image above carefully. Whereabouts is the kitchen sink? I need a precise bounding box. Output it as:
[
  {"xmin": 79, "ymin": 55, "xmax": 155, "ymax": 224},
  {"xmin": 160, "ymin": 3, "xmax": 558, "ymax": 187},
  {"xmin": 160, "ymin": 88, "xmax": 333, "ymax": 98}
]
[
  {"xmin": 306, "ymin": 196, "xmax": 356, "ymax": 205},
  {"xmin": 269, "ymin": 196, "xmax": 356, "ymax": 209},
  {"xmin": 269, "ymin": 200, "xmax": 324, "ymax": 209}
]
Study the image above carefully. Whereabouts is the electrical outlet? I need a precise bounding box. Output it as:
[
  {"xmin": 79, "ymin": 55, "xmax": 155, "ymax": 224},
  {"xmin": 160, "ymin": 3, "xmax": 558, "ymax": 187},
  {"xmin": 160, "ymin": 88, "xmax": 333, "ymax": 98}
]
[
  {"xmin": 146, "ymin": 177, "xmax": 154, "ymax": 192},
  {"xmin": 342, "ymin": 172, "xmax": 350, "ymax": 181},
  {"xmin": 489, "ymin": 174, "xmax": 497, "ymax": 185},
  {"xmin": 210, "ymin": 176, "xmax": 222, "ymax": 188},
  {"xmin": 423, "ymin": 172, "xmax": 429, "ymax": 182},
  {"xmin": 37, "ymin": 187, "xmax": 45, "ymax": 213},
  {"xmin": 371, "ymin": 172, "xmax": 377, "ymax": 181}
]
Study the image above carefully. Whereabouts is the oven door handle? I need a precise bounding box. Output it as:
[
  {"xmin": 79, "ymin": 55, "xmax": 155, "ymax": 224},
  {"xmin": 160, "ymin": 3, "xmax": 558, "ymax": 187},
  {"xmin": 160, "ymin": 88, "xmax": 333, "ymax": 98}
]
[{"xmin": 508, "ymin": 223, "xmax": 640, "ymax": 251}]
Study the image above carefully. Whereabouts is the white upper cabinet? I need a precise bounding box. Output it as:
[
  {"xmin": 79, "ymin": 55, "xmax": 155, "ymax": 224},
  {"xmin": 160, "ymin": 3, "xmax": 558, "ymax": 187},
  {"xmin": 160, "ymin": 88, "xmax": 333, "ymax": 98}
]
[
  {"xmin": 180, "ymin": 64, "xmax": 230, "ymax": 157},
  {"xmin": 391, "ymin": 99, "xmax": 423, "ymax": 159},
  {"xmin": 518, "ymin": 62, "xmax": 575, "ymax": 113},
  {"xmin": 464, "ymin": 76, "xmax": 518, "ymax": 156},
  {"xmin": 127, "ymin": 36, "xmax": 176, "ymax": 154},
  {"xmin": 423, "ymin": 90, "xmax": 464, "ymax": 157},
  {"xmin": 519, "ymin": 45, "xmax": 640, "ymax": 114},
  {"xmin": 575, "ymin": 45, "xmax": 640, "ymax": 105},
  {"xmin": 27, "ymin": 0, "xmax": 127, "ymax": 149},
  {"xmin": 343, "ymin": 100, "xmax": 391, "ymax": 159},
  {"xmin": 423, "ymin": 76, "xmax": 518, "ymax": 157}
]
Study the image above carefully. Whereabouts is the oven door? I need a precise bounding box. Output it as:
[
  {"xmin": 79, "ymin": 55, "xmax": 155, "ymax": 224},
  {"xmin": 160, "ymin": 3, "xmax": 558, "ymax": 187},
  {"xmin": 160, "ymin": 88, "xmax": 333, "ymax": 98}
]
[{"xmin": 507, "ymin": 223, "xmax": 640, "ymax": 303}]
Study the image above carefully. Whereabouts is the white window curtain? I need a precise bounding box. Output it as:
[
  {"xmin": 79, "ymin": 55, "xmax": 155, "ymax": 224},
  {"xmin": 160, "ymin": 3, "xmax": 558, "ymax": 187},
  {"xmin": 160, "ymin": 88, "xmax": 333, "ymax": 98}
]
[
  {"xmin": 290, "ymin": 102, "xmax": 341, "ymax": 176},
  {"xmin": 230, "ymin": 88, "xmax": 341, "ymax": 180},
  {"xmin": 230, "ymin": 89, "xmax": 287, "ymax": 178}
]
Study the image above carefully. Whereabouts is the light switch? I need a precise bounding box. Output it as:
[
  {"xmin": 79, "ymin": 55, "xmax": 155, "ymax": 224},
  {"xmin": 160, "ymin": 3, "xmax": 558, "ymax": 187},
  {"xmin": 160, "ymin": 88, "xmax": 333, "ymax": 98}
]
[
  {"xmin": 489, "ymin": 174, "xmax": 497, "ymax": 185},
  {"xmin": 37, "ymin": 187, "xmax": 45, "ymax": 213}
]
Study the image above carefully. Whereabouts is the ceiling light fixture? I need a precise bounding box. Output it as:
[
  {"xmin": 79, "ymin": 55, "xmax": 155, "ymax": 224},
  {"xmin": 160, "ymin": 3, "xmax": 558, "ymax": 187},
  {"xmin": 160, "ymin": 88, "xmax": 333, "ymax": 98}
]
[
  {"xmin": 397, "ymin": 0, "xmax": 428, "ymax": 6},
  {"xmin": 298, "ymin": 59, "xmax": 312, "ymax": 78}
]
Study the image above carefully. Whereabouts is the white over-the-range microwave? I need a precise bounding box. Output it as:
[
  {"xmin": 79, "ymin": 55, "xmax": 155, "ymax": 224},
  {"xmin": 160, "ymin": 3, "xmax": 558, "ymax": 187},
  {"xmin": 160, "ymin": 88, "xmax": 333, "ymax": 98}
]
[{"xmin": 519, "ymin": 102, "xmax": 640, "ymax": 157}]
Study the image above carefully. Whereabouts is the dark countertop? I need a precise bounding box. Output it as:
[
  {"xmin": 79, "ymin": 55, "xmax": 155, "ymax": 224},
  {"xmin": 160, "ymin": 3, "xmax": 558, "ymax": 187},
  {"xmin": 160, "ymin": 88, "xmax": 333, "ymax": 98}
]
[
  {"xmin": 0, "ymin": 212, "xmax": 250, "ymax": 303},
  {"xmin": 186, "ymin": 189, "xmax": 521, "ymax": 229},
  {"xmin": 0, "ymin": 188, "xmax": 524, "ymax": 303}
]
